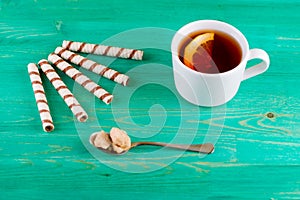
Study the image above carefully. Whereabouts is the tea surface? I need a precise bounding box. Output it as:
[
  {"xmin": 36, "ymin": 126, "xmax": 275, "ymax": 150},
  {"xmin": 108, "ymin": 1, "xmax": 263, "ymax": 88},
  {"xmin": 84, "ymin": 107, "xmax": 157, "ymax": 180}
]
[{"xmin": 179, "ymin": 30, "xmax": 242, "ymax": 73}]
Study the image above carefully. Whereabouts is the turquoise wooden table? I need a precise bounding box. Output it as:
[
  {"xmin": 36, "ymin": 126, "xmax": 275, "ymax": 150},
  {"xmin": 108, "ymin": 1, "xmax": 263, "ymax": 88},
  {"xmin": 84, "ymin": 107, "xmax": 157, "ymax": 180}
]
[{"xmin": 1, "ymin": 0, "xmax": 299, "ymax": 199}]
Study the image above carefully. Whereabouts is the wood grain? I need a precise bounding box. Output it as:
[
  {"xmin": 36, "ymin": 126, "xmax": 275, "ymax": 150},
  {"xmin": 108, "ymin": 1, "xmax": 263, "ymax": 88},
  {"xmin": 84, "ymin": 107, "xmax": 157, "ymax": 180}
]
[{"xmin": 0, "ymin": 0, "xmax": 299, "ymax": 199}]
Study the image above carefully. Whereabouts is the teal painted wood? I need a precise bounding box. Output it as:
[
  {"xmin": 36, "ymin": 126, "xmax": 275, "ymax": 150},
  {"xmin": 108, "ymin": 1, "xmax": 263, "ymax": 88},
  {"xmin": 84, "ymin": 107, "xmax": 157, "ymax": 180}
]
[{"xmin": 0, "ymin": 0, "xmax": 300, "ymax": 199}]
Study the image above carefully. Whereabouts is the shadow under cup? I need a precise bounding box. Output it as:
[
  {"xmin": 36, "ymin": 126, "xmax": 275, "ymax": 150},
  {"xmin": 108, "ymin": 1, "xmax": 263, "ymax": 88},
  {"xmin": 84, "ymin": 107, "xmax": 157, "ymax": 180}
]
[{"xmin": 171, "ymin": 20, "xmax": 254, "ymax": 107}]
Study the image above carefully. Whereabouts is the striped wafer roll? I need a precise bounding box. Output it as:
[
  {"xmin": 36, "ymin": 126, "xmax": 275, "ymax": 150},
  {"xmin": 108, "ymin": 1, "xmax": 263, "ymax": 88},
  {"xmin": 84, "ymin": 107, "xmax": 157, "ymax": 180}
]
[
  {"xmin": 62, "ymin": 40, "xmax": 143, "ymax": 60},
  {"xmin": 55, "ymin": 47, "xmax": 129, "ymax": 86},
  {"xmin": 47, "ymin": 53, "xmax": 113, "ymax": 105},
  {"xmin": 38, "ymin": 59, "xmax": 88, "ymax": 122},
  {"xmin": 27, "ymin": 63, "xmax": 54, "ymax": 132}
]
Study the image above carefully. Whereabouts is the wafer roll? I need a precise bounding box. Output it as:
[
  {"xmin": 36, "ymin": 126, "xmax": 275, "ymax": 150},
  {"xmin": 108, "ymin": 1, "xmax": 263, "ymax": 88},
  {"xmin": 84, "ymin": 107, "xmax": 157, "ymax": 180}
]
[
  {"xmin": 55, "ymin": 47, "xmax": 129, "ymax": 86},
  {"xmin": 48, "ymin": 53, "xmax": 113, "ymax": 104},
  {"xmin": 62, "ymin": 40, "xmax": 143, "ymax": 60},
  {"xmin": 27, "ymin": 63, "xmax": 54, "ymax": 132},
  {"xmin": 38, "ymin": 59, "xmax": 88, "ymax": 122}
]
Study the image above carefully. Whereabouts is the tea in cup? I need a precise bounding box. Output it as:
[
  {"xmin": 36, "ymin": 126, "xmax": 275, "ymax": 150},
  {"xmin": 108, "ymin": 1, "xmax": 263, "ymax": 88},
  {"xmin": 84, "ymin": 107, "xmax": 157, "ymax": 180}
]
[{"xmin": 172, "ymin": 20, "xmax": 270, "ymax": 106}]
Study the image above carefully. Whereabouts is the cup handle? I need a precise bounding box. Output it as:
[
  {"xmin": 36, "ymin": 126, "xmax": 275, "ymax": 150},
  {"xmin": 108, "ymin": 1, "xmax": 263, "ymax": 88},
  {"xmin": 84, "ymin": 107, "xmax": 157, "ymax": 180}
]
[{"xmin": 243, "ymin": 48, "xmax": 270, "ymax": 81}]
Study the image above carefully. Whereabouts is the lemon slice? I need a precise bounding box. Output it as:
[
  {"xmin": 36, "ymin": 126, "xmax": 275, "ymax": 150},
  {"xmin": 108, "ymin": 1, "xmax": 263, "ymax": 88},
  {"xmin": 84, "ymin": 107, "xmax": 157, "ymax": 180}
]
[{"xmin": 183, "ymin": 32, "xmax": 215, "ymax": 71}]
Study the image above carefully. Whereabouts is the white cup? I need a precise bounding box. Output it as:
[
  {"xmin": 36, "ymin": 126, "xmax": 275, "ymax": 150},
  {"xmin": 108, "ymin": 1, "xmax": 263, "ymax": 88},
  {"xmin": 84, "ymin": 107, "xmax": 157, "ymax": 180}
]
[{"xmin": 171, "ymin": 20, "xmax": 270, "ymax": 107}]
